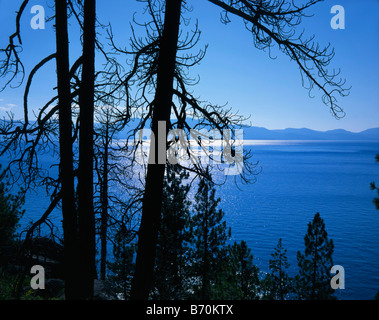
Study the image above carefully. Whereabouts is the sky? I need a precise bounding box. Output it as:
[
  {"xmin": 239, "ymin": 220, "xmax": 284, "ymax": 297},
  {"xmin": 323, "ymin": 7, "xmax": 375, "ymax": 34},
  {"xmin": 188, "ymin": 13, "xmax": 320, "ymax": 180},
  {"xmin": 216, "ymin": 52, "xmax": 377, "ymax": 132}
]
[{"xmin": 0, "ymin": 0, "xmax": 378, "ymax": 132}]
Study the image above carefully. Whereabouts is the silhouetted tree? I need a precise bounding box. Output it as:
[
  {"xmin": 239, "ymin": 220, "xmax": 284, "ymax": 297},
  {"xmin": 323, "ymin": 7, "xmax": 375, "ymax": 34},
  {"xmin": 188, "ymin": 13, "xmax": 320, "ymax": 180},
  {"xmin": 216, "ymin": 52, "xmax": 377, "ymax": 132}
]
[
  {"xmin": 263, "ymin": 238, "xmax": 292, "ymax": 300},
  {"xmin": 93, "ymin": 108, "xmax": 142, "ymax": 282},
  {"xmin": 93, "ymin": 107, "xmax": 114, "ymax": 281},
  {"xmin": 0, "ymin": 0, "xmax": 85, "ymax": 300},
  {"xmin": 130, "ymin": 0, "xmax": 184, "ymax": 300},
  {"xmin": 0, "ymin": 0, "xmax": 100, "ymax": 300},
  {"xmin": 227, "ymin": 240, "xmax": 260, "ymax": 300},
  {"xmin": 191, "ymin": 168, "xmax": 231, "ymax": 299},
  {"xmin": 77, "ymin": 0, "xmax": 97, "ymax": 299},
  {"xmin": 106, "ymin": 225, "xmax": 136, "ymax": 300},
  {"xmin": 129, "ymin": 0, "xmax": 349, "ymax": 299},
  {"xmin": 0, "ymin": 0, "xmax": 350, "ymax": 301},
  {"xmin": 55, "ymin": 0, "xmax": 81, "ymax": 300},
  {"xmin": 96, "ymin": 110, "xmax": 111, "ymax": 281},
  {"xmin": 369, "ymin": 154, "xmax": 379, "ymax": 299},
  {"xmin": 370, "ymin": 154, "xmax": 379, "ymax": 210},
  {"xmin": 0, "ymin": 166, "xmax": 25, "ymax": 269},
  {"xmin": 296, "ymin": 212, "xmax": 335, "ymax": 300},
  {"xmin": 153, "ymin": 165, "xmax": 192, "ymax": 299}
]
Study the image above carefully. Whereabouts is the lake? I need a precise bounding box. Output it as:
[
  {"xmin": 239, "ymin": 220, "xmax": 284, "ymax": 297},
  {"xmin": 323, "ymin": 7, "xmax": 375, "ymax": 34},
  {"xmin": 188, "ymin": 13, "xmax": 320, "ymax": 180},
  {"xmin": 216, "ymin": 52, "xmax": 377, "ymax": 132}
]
[
  {"xmin": 215, "ymin": 140, "xmax": 379, "ymax": 300},
  {"xmin": 4, "ymin": 140, "xmax": 379, "ymax": 300}
]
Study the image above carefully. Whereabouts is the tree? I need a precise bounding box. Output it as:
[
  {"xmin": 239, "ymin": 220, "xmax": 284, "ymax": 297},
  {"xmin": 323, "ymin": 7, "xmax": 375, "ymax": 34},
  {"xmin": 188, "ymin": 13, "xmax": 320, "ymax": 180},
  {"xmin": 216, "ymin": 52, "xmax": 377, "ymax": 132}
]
[
  {"xmin": 0, "ymin": 0, "xmax": 143, "ymax": 299},
  {"xmin": 77, "ymin": 0, "xmax": 97, "ymax": 299},
  {"xmin": 95, "ymin": 108, "xmax": 111, "ymax": 281},
  {"xmin": 129, "ymin": 0, "xmax": 186, "ymax": 300},
  {"xmin": 369, "ymin": 154, "xmax": 379, "ymax": 299},
  {"xmin": 0, "ymin": 166, "xmax": 25, "ymax": 269},
  {"xmin": 93, "ymin": 108, "xmax": 143, "ymax": 283},
  {"xmin": 129, "ymin": 0, "xmax": 349, "ymax": 299},
  {"xmin": 55, "ymin": 0, "xmax": 81, "ymax": 300},
  {"xmin": 227, "ymin": 240, "xmax": 260, "ymax": 300},
  {"xmin": 94, "ymin": 107, "xmax": 119, "ymax": 280},
  {"xmin": 107, "ymin": 226, "xmax": 136, "ymax": 300},
  {"xmin": 296, "ymin": 212, "xmax": 335, "ymax": 300},
  {"xmin": 0, "ymin": 0, "xmax": 100, "ymax": 299},
  {"xmin": 263, "ymin": 238, "xmax": 292, "ymax": 300},
  {"xmin": 191, "ymin": 168, "xmax": 231, "ymax": 299},
  {"xmin": 153, "ymin": 164, "xmax": 192, "ymax": 299},
  {"xmin": 0, "ymin": 0, "xmax": 350, "ymax": 300},
  {"xmin": 206, "ymin": 245, "xmax": 241, "ymax": 300},
  {"xmin": 370, "ymin": 154, "xmax": 379, "ymax": 210}
]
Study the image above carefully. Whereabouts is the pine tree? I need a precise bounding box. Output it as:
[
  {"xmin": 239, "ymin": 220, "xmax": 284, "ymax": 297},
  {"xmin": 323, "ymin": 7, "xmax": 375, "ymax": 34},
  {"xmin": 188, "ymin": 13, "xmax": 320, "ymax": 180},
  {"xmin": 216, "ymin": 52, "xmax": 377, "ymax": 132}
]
[
  {"xmin": 296, "ymin": 212, "xmax": 335, "ymax": 300},
  {"xmin": 228, "ymin": 241, "xmax": 260, "ymax": 300},
  {"xmin": 191, "ymin": 169, "xmax": 231, "ymax": 299},
  {"xmin": 264, "ymin": 238, "xmax": 292, "ymax": 300},
  {"xmin": 203, "ymin": 244, "xmax": 241, "ymax": 300},
  {"xmin": 370, "ymin": 154, "xmax": 379, "ymax": 210},
  {"xmin": 0, "ymin": 167, "xmax": 25, "ymax": 269},
  {"xmin": 153, "ymin": 165, "xmax": 192, "ymax": 299},
  {"xmin": 107, "ymin": 226, "xmax": 136, "ymax": 300}
]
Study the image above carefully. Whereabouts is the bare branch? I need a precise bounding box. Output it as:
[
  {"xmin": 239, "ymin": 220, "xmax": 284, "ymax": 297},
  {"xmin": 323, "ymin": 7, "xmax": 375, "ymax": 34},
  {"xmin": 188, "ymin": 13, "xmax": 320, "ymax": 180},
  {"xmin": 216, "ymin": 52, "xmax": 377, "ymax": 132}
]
[
  {"xmin": 0, "ymin": 0, "xmax": 30, "ymax": 90},
  {"xmin": 208, "ymin": 0, "xmax": 350, "ymax": 118}
]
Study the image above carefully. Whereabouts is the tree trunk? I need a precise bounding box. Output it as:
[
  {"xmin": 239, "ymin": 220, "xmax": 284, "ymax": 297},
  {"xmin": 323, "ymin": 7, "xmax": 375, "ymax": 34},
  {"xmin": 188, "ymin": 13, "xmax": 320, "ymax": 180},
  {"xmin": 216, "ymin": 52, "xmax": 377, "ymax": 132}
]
[
  {"xmin": 202, "ymin": 189, "xmax": 210, "ymax": 300},
  {"xmin": 130, "ymin": 0, "xmax": 183, "ymax": 300},
  {"xmin": 78, "ymin": 0, "xmax": 96, "ymax": 299},
  {"xmin": 55, "ymin": 0, "xmax": 80, "ymax": 300},
  {"xmin": 100, "ymin": 113, "xmax": 110, "ymax": 280}
]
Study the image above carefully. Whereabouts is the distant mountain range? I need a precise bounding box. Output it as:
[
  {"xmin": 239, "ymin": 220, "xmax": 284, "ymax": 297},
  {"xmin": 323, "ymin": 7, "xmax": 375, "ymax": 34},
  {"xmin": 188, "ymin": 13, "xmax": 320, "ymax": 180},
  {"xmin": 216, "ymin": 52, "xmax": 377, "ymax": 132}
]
[
  {"xmin": 114, "ymin": 119, "xmax": 379, "ymax": 141},
  {"xmin": 241, "ymin": 126, "xmax": 379, "ymax": 140},
  {"xmin": 4, "ymin": 119, "xmax": 378, "ymax": 141}
]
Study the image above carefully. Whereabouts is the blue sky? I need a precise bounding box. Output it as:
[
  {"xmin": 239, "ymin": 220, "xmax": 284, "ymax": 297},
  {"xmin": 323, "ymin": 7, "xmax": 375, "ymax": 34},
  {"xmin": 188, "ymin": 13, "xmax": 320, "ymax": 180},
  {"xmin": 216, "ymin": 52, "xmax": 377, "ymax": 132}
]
[{"xmin": 0, "ymin": 0, "xmax": 378, "ymax": 132}]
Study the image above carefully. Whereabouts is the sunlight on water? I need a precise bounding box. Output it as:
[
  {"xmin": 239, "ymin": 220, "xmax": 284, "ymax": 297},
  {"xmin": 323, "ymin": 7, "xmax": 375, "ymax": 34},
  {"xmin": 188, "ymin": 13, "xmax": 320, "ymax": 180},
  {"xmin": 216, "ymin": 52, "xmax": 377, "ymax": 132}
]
[
  {"xmin": 216, "ymin": 141, "xmax": 379, "ymax": 300},
  {"xmin": 3, "ymin": 140, "xmax": 379, "ymax": 299}
]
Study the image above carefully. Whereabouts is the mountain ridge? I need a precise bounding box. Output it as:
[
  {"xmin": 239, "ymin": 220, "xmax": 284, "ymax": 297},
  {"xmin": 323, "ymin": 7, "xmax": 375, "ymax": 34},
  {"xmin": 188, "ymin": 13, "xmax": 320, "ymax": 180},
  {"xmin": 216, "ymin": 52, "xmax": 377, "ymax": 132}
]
[
  {"xmin": 241, "ymin": 126, "xmax": 379, "ymax": 140},
  {"xmin": 112, "ymin": 119, "xmax": 379, "ymax": 140},
  {"xmin": 4, "ymin": 118, "xmax": 378, "ymax": 140}
]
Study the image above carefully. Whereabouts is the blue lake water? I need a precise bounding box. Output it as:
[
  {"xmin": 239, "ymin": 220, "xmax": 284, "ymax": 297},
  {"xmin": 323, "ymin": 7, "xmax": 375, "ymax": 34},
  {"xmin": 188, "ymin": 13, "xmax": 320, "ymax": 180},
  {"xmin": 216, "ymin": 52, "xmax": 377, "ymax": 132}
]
[
  {"xmin": 3, "ymin": 140, "xmax": 379, "ymax": 300},
  {"xmin": 215, "ymin": 140, "xmax": 379, "ymax": 300}
]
